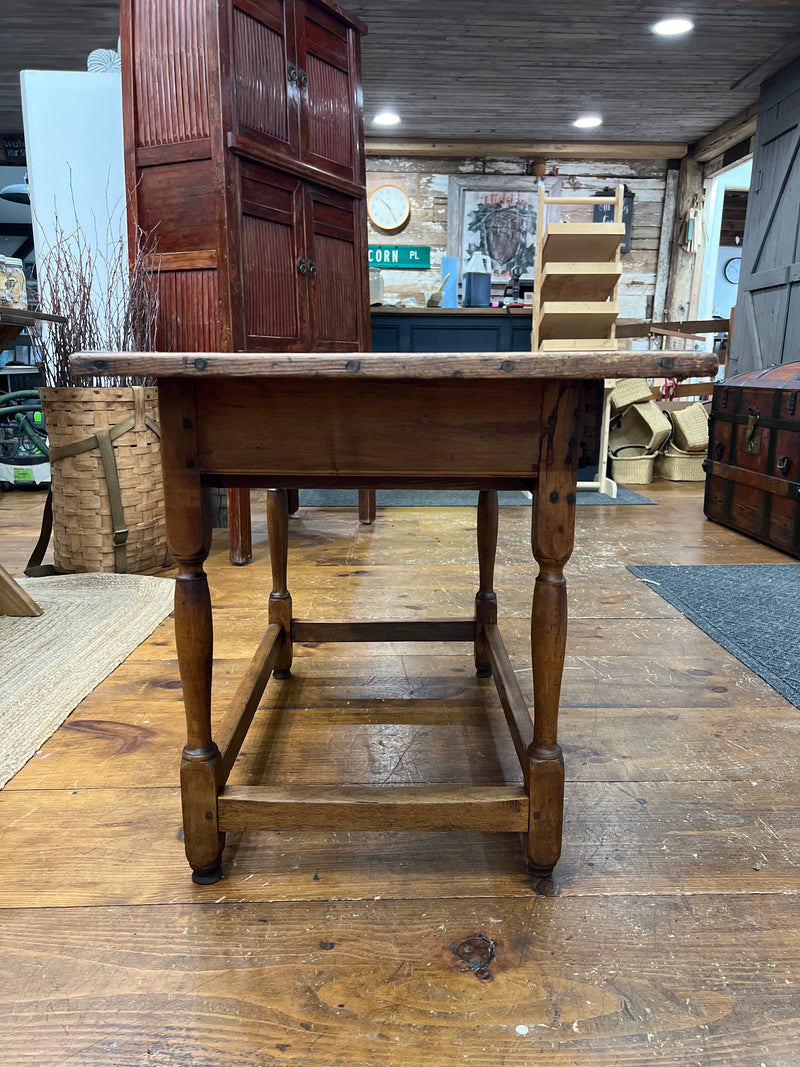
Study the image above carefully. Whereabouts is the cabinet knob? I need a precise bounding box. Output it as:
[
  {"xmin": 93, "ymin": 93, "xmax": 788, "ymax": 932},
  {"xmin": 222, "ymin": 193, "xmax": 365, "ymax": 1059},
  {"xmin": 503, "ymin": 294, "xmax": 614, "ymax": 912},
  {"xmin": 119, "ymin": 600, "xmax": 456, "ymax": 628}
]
[
  {"xmin": 287, "ymin": 62, "xmax": 299, "ymax": 82},
  {"xmin": 297, "ymin": 256, "xmax": 307, "ymax": 275},
  {"xmin": 298, "ymin": 68, "xmax": 309, "ymax": 88},
  {"xmin": 307, "ymin": 259, "xmax": 317, "ymax": 278}
]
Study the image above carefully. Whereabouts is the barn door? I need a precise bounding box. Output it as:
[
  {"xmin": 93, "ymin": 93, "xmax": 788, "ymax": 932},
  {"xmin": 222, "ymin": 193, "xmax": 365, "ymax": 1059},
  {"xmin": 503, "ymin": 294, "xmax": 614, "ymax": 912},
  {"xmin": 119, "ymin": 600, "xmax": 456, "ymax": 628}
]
[{"xmin": 730, "ymin": 57, "xmax": 800, "ymax": 375}]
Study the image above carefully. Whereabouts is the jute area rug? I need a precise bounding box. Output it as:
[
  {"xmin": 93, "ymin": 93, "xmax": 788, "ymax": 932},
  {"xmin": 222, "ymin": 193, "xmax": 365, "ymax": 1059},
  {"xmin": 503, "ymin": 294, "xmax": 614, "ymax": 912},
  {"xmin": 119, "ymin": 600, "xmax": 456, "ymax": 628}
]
[{"xmin": 0, "ymin": 572, "xmax": 175, "ymax": 788}]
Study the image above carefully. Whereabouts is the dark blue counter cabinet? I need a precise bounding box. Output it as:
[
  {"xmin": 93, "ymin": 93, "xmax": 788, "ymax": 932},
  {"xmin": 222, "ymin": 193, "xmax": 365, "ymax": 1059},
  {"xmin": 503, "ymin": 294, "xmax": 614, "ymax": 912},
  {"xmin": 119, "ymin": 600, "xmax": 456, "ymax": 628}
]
[{"xmin": 371, "ymin": 307, "xmax": 534, "ymax": 353}]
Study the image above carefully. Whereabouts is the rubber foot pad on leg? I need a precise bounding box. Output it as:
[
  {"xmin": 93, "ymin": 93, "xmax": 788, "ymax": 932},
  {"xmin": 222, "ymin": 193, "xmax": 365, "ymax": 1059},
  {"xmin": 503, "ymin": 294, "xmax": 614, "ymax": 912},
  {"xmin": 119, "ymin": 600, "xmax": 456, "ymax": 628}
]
[{"xmin": 192, "ymin": 865, "xmax": 223, "ymax": 885}]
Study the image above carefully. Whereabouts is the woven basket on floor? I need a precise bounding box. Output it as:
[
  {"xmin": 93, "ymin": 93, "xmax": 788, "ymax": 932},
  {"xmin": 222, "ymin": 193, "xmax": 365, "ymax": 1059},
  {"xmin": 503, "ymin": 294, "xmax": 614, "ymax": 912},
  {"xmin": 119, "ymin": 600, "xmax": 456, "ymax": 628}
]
[
  {"xmin": 655, "ymin": 443, "xmax": 707, "ymax": 481},
  {"xmin": 609, "ymin": 444, "xmax": 656, "ymax": 484},
  {"xmin": 39, "ymin": 386, "xmax": 169, "ymax": 573},
  {"xmin": 609, "ymin": 378, "xmax": 653, "ymax": 413},
  {"xmin": 669, "ymin": 402, "xmax": 709, "ymax": 452},
  {"xmin": 609, "ymin": 400, "xmax": 672, "ymax": 454}
]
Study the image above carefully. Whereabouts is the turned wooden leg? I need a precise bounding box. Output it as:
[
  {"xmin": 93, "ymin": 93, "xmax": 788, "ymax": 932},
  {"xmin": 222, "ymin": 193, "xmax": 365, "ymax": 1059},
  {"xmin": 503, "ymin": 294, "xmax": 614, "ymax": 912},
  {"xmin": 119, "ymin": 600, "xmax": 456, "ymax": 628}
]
[
  {"xmin": 526, "ymin": 381, "xmax": 582, "ymax": 878},
  {"xmin": 358, "ymin": 488, "xmax": 376, "ymax": 524},
  {"xmin": 474, "ymin": 489, "xmax": 498, "ymax": 677},
  {"xmin": 267, "ymin": 488, "xmax": 293, "ymax": 678},
  {"xmin": 527, "ymin": 558, "xmax": 568, "ymax": 877},
  {"xmin": 227, "ymin": 488, "xmax": 252, "ymax": 566},
  {"xmin": 176, "ymin": 559, "xmax": 224, "ymax": 884},
  {"xmin": 157, "ymin": 379, "xmax": 224, "ymax": 884},
  {"xmin": 287, "ymin": 488, "xmax": 300, "ymax": 515}
]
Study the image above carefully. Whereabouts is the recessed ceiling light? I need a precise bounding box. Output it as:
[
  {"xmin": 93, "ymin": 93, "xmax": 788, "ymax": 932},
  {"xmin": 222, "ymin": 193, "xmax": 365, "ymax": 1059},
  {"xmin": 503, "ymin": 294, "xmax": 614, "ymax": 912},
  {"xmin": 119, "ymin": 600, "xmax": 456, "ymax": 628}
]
[
  {"xmin": 573, "ymin": 114, "xmax": 603, "ymax": 129},
  {"xmin": 652, "ymin": 17, "xmax": 694, "ymax": 36},
  {"xmin": 373, "ymin": 111, "xmax": 401, "ymax": 126}
]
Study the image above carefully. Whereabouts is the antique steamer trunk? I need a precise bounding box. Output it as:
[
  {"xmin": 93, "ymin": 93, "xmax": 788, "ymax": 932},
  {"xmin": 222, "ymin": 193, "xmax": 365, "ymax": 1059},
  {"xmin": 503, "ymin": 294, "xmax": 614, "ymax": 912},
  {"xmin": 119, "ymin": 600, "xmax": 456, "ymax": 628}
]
[{"xmin": 704, "ymin": 362, "xmax": 800, "ymax": 556}]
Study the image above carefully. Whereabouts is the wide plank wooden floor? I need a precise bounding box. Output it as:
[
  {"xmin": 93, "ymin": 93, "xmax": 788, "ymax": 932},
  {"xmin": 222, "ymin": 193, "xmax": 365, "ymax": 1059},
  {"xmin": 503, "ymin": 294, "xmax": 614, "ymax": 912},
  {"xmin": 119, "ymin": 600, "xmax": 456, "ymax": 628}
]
[{"xmin": 1, "ymin": 482, "xmax": 798, "ymax": 1065}]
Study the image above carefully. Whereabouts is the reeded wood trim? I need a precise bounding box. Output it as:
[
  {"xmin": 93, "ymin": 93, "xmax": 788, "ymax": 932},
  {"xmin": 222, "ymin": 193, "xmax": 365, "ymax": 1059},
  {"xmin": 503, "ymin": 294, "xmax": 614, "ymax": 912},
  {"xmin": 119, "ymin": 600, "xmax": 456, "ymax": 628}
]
[
  {"xmin": 292, "ymin": 619, "xmax": 477, "ymax": 643},
  {"xmin": 216, "ymin": 623, "xmax": 283, "ymax": 783},
  {"xmin": 131, "ymin": 0, "xmax": 211, "ymax": 146},
  {"xmin": 365, "ymin": 139, "xmax": 689, "ymax": 160},
  {"xmin": 154, "ymin": 272, "xmax": 220, "ymax": 352},
  {"xmin": 72, "ymin": 350, "xmax": 719, "ymax": 381},
  {"xmin": 218, "ymin": 785, "xmax": 529, "ymax": 832}
]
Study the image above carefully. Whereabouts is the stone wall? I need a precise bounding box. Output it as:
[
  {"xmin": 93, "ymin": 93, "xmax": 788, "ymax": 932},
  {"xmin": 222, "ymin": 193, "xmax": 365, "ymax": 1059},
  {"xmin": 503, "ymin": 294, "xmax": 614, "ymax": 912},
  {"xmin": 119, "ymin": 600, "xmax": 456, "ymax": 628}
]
[{"xmin": 366, "ymin": 155, "xmax": 667, "ymax": 320}]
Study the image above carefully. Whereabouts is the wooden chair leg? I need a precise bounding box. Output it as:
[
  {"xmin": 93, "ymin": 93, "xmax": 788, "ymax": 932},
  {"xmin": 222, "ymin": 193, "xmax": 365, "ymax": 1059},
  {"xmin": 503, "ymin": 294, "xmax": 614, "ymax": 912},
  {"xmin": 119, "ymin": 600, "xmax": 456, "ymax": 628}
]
[
  {"xmin": 474, "ymin": 490, "xmax": 498, "ymax": 677},
  {"xmin": 358, "ymin": 488, "xmax": 376, "ymax": 524},
  {"xmin": 227, "ymin": 488, "xmax": 252, "ymax": 565},
  {"xmin": 287, "ymin": 488, "xmax": 300, "ymax": 514}
]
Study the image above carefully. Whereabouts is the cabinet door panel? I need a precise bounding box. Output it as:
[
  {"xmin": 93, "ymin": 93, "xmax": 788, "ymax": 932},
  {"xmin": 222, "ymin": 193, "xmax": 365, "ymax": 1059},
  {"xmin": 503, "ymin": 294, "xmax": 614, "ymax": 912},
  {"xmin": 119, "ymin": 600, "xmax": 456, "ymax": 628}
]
[
  {"xmin": 130, "ymin": 0, "xmax": 211, "ymax": 147},
  {"xmin": 230, "ymin": 0, "xmax": 300, "ymax": 157},
  {"xmin": 239, "ymin": 163, "xmax": 306, "ymax": 349},
  {"xmin": 137, "ymin": 160, "xmax": 217, "ymax": 252},
  {"xmin": 304, "ymin": 186, "xmax": 367, "ymax": 349},
  {"xmin": 296, "ymin": 0, "xmax": 362, "ymax": 183}
]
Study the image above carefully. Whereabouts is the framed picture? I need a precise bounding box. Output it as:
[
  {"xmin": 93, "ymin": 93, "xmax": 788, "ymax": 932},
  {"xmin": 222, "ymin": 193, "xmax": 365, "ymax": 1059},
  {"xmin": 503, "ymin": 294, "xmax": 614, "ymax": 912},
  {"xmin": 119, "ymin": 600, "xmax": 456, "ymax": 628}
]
[{"xmin": 447, "ymin": 175, "xmax": 562, "ymax": 283}]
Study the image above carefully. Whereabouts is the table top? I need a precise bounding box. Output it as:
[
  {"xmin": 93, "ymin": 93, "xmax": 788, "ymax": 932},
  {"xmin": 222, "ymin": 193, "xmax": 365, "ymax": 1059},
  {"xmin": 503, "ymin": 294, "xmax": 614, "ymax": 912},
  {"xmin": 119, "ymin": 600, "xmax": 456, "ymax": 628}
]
[
  {"xmin": 0, "ymin": 308, "xmax": 67, "ymax": 326},
  {"xmin": 71, "ymin": 350, "xmax": 719, "ymax": 382}
]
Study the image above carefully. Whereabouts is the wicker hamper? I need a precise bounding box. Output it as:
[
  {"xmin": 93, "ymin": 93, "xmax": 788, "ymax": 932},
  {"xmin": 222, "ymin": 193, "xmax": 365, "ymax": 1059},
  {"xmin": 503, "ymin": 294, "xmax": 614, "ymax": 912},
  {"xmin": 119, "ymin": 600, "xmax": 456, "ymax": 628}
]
[
  {"xmin": 39, "ymin": 386, "xmax": 169, "ymax": 573},
  {"xmin": 609, "ymin": 444, "xmax": 656, "ymax": 484},
  {"xmin": 608, "ymin": 399, "xmax": 672, "ymax": 454},
  {"xmin": 655, "ymin": 442, "xmax": 707, "ymax": 481},
  {"xmin": 669, "ymin": 401, "xmax": 709, "ymax": 452},
  {"xmin": 608, "ymin": 378, "xmax": 653, "ymax": 414}
]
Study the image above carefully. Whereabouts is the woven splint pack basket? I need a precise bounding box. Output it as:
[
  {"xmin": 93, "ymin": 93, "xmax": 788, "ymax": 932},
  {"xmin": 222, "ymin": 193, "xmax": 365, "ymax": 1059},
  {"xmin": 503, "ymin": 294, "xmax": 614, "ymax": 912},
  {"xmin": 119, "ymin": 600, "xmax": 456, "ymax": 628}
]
[{"xmin": 39, "ymin": 386, "xmax": 169, "ymax": 573}]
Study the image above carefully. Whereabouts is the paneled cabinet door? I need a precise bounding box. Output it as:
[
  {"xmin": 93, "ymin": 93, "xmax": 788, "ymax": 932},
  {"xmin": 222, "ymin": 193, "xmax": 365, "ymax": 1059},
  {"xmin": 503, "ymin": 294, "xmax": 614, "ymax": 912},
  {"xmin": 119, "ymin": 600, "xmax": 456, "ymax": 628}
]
[
  {"xmin": 229, "ymin": 0, "xmax": 300, "ymax": 159},
  {"xmin": 239, "ymin": 161, "xmax": 306, "ymax": 350},
  {"xmin": 303, "ymin": 183, "xmax": 368, "ymax": 349},
  {"xmin": 295, "ymin": 0, "xmax": 363, "ymax": 183}
]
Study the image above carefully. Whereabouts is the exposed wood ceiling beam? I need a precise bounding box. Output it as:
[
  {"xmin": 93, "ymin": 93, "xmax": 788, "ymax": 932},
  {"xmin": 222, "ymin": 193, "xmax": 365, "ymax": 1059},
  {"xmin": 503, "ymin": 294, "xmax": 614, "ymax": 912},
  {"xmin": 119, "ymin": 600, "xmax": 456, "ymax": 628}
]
[
  {"xmin": 365, "ymin": 140, "xmax": 688, "ymax": 160},
  {"xmin": 730, "ymin": 41, "xmax": 800, "ymax": 92},
  {"xmin": 693, "ymin": 105, "xmax": 758, "ymax": 164}
]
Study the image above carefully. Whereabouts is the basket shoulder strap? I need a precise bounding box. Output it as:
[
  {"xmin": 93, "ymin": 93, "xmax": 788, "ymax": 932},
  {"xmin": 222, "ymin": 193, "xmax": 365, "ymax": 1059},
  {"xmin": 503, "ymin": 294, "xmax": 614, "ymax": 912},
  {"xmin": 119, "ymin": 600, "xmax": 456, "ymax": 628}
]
[
  {"xmin": 24, "ymin": 489, "xmax": 59, "ymax": 577},
  {"xmin": 94, "ymin": 427, "xmax": 128, "ymax": 574},
  {"xmin": 47, "ymin": 413, "xmax": 136, "ymax": 463}
]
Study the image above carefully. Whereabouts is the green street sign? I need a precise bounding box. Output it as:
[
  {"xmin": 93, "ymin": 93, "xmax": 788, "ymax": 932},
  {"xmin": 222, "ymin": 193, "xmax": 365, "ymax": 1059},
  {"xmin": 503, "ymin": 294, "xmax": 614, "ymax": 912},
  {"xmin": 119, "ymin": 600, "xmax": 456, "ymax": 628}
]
[{"xmin": 369, "ymin": 245, "xmax": 431, "ymax": 270}]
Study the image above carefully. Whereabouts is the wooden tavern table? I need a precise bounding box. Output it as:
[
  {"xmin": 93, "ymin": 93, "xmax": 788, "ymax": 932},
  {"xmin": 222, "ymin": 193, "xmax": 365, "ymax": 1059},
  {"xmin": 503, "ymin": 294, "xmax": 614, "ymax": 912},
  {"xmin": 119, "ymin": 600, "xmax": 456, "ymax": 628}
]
[{"xmin": 72, "ymin": 349, "xmax": 717, "ymax": 884}]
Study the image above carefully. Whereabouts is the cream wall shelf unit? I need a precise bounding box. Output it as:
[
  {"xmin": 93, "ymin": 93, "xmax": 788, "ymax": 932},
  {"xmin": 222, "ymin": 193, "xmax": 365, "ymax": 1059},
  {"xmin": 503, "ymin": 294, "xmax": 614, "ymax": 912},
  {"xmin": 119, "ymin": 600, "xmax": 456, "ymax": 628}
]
[
  {"xmin": 539, "ymin": 261, "xmax": 622, "ymax": 303},
  {"xmin": 532, "ymin": 184, "xmax": 625, "ymax": 496},
  {"xmin": 533, "ymin": 185, "xmax": 625, "ymax": 354}
]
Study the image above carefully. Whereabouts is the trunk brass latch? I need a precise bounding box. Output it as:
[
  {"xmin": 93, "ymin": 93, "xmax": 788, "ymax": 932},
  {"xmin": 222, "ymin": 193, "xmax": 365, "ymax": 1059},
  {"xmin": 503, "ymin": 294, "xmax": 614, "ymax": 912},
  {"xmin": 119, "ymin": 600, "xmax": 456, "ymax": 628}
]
[{"xmin": 743, "ymin": 408, "xmax": 762, "ymax": 454}]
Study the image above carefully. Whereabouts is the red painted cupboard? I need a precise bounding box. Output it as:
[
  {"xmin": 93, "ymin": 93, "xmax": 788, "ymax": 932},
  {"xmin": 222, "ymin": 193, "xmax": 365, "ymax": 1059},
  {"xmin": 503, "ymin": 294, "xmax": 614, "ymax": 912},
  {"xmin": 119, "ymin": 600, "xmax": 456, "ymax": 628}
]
[{"xmin": 120, "ymin": 0, "xmax": 370, "ymax": 355}]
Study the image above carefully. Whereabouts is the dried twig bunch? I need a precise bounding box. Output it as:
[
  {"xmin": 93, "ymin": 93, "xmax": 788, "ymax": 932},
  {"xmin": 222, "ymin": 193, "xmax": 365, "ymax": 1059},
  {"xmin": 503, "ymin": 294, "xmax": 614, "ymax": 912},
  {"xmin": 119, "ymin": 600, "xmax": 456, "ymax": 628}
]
[{"xmin": 32, "ymin": 212, "xmax": 159, "ymax": 388}]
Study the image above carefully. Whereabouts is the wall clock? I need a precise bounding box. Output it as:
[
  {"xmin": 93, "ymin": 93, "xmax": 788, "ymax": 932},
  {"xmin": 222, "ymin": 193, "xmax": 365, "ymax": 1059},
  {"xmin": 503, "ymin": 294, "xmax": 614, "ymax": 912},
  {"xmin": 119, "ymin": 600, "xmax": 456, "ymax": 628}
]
[
  {"xmin": 367, "ymin": 184, "xmax": 411, "ymax": 231},
  {"xmin": 723, "ymin": 256, "xmax": 741, "ymax": 284}
]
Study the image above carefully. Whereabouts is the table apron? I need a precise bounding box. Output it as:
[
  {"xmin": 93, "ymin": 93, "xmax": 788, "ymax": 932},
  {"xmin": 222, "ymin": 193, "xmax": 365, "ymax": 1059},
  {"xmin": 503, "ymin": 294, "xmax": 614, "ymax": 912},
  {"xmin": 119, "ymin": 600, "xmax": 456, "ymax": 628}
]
[{"xmin": 190, "ymin": 376, "xmax": 555, "ymax": 480}]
